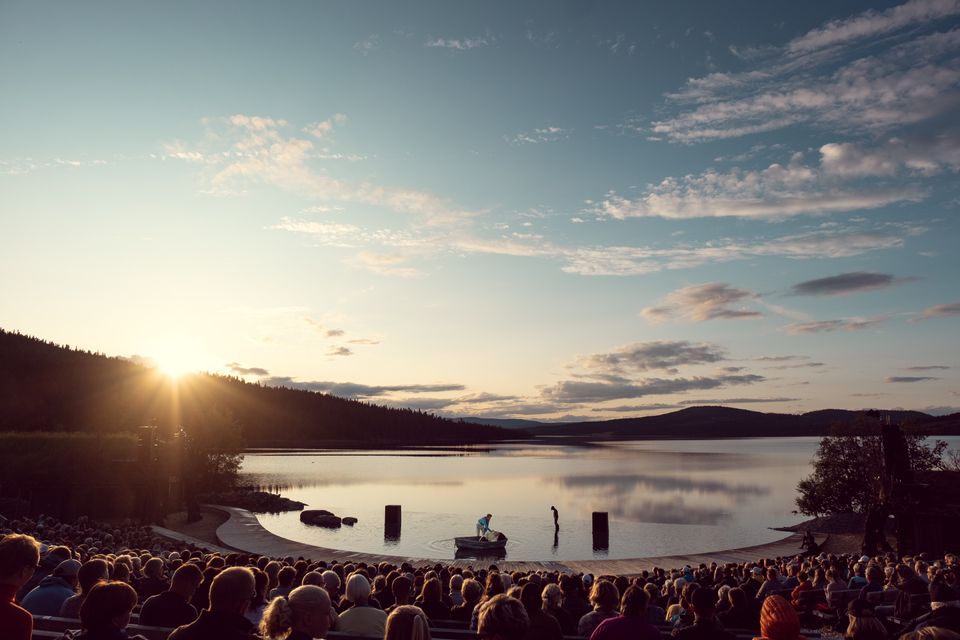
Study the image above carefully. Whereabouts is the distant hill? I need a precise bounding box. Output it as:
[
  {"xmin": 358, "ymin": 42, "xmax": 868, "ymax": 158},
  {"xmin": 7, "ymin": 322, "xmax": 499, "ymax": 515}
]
[
  {"xmin": 513, "ymin": 406, "xmax": 960, "ymax": 439},
  {"xmin": 0, "ymin": 329, "xmax": 511, "ymax": 446},
  {"xmin": 461, "ymin": 417, "xmax": 552, "ymax": 429}
]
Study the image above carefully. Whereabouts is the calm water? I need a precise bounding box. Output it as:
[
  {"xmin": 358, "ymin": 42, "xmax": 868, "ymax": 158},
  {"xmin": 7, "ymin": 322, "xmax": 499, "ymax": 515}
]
[{"xmin": 238, "ymin": 436, "xmax": 868, "ymax": 561}]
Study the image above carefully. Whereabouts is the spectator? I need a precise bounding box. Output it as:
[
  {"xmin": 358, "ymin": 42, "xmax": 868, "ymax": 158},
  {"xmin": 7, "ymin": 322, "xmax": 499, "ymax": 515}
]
[
  {"xmin": 845, "ymin": 599, "xmax": 886, "ymax": 640},
  {"xmin": 756, "ymin": 569, "xmax": 783, "ymax": 600},
  {"xmin": 478, "ymin": 594, "xmax": 529, "ymax": 640},
  {"xmin": 673, "ymin": 587, "xmax": 735, "ymax": 640},
  {"xmin": 387, "ymin": 576, "xmax": 413, "ymax": 615},
  {"xmin": 642, "ymin": 583, "xmax": 666, "ymax": 626},
  {"xmin": 451, "ymin": 578, "xmax": 481, "ymax": 623},
  {"xmin": 542, "ymin": 583, "xmax": 575, "ymax": 635},
  {"xmin": 260, "ymin": 584, "xmax": 332, "ymax": 640},
  {"xmin": 415, "ymin": 577, "xmax": 451, "ymax": 622},
  {"xmin": 858, "ymin": 565, "xmax": 885, "ymax": 601},
  {"xmin": 448, "ymin": 574, "xmax": 464, "ymax": 607},
  {"xmin": 913, "ymin": 584, "xmax": 960, "ymax": 635},
  {"xmin": 560, "ymin": 574, "xmax": 590, "ymax": 624},
  {"xmin": 717, "ymin": 587, "xmax": 756, "ymax": 630},
  {"xmin": 588, "ymin": 585, "xmax": 661, "ymax": 640},
  {"xmin": 578, "ymin": 580, "xmax": 620, "ymax": 637},
  {"xmin": 269, "ymin": 565, "xmax": 297, "ymax": 600},
  {"xmin": 168, "ymin": 566, "xmax": 259, "ymax": 640},
  {"xmin": 754, "ymin": 595, "xmax": 806, "ymax": 640},
  {"xmin": 520, "ymin": 582, "xmax": 562, "ymax": 640},
  {"xmin": 17, "ymin": 544, "xmax": 70, "ymax": 601},
  {"xmin": 21, "ymin": 558, "xmax": 80, "ymax": 615},
  {"xmin": 0, "ymin": 533, "xmax": 40, "ymax": 640},
  {"xmin": 894, "ymin": 565, "xmax": 932, "ymax": 621},
  {"xmin": 246, "ymin": 567, "xmax": 270, "ymax": 627},
  {"xmin": 61, "ymin": 559, "xmax": 109, "ymax": 618},
  {"xmin": 334, "ymin": 573, "xmax": 387, "ymax": 637},
  {"xmin": 790, "ymin": 572, "xmax": 814, "ymax": 608},
  {"xmin": 385, "ymin": 605, "xmax": 432, "ymax": 640},
  {"xmin": 139, "ymin": 562, "xmax": 202, "ymax": 627},
  {"xmin": 74, "ymin": 580, "xmax": 148, "ymax": 640},
  {"xmin": 136, "ymin": 557, "xmax": 169, "ymax": 601}
]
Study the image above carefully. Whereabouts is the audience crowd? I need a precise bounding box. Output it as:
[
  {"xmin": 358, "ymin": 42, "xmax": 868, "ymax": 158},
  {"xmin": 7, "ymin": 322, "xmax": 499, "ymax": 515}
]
[{"xmin": 2, "ymin": 513, "xmax": 959, "ymax": 640}]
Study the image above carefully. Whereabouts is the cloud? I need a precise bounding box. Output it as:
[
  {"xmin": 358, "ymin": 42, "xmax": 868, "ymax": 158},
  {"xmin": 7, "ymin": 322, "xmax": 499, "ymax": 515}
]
[
  {"xmin": 676, "ymin": 397, "xmax": 799, "ymax": 405},
  {"xmin": 755, "ymin": 355, "xmax": 808, "ymax": 362},
  {"xmin": 326, "ymin": 346, "xmax": 353, "ymax": 357},
  {"xmin": 819, "ymin": 131, "xmax": 960, "ymax": 178},
  {"xmin": 225, "ymin": 362, "xmax": 269, "ymax": 376},
  {"xmin": 653, "ymin": 17, "xmax": 960, "ymax": 143},
  {"xmin": 885, "ymin": 376, "xmax": 939, "ymax": 383},
  {"xmin": 787, "ymin": 0, "xmax": 960, "ymax": 54},
  {"xmin": 169, "ymin": 115, "xmax": 476, "ymax": 226},
  {"xmin": 509, "ymin": 126, "xmax": 571, "ymax": 145},
  {"xmin": 906, "ymin": 365, "xmax": 951, "ymax": 370},
  {"xmin": 349, "ymin": 251, "xmax": 421, "ymax": 278},
  {"xmin": 917, "ymin": 301, "xmax": 960, "ymax": 319},
  {"xmin": 347, "ymin": 338, "xmax": 381, "ymax": 345},
  {"xmin": 790, "ymin": 272, "xmax": 903, "ymax": 296},
  {"xmin": 559, "ymin": 222, "xmax": 919, "ymax": 276},
  {"xmin": 425, "ymin": 36, "xmax": 489, "ymax": 50},
  {"xmin": 641, "ymin": 282, "xmax": 763, "ymax": 323},
  {"xmin": 304, "ymin": 318, "xmax": 349, "ymax": 338},
  {"xmin": 574, "ymin": 341, "xmax": 727, "ymax": 377},
  {"xmin": 785, "ymin": 317, "xmax": 888, "ymax": 334},
  {"xmin": 262, "ymin": 378, "xmax": 466, "ymax": 398},
  {"xmin": 765, "ymin": 362, "xmax": 826, "ymax": 370},
  {"xmin": 542, "ymin": 373, "xmax": 766, "ymax": 404},
  {"xmin": 303, "ymin": 114, "xmax": 347, "ymax": 139},
  {"xmin": 592, "ymin": 403, "xmax": 680, "ymax": 413},
  {"xmin": 353, "ymin": 35, "xmax": 380, "ymax": 54},
  {"xmin": 591, "ymin": 150, "xmax": 925, "ymax": 220}
]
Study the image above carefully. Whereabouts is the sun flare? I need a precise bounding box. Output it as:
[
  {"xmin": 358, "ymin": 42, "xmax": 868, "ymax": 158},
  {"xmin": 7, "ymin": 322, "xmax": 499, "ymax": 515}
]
[{"xmin": 150, "ymin": 347, "xmax": 200, "ymax": 380}]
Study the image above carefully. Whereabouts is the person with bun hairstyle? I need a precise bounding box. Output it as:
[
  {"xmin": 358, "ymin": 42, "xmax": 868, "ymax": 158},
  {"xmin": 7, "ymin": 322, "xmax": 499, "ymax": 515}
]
[{"xmin": 260, "ymin": 585, "xmax": 333, "ymax": 640}]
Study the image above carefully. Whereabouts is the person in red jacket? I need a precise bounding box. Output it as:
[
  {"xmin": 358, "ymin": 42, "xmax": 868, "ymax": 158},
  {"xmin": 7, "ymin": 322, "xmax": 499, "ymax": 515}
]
[{"xmin": 0, "ymin": 533, "xmax": 41, "ymax": 640}]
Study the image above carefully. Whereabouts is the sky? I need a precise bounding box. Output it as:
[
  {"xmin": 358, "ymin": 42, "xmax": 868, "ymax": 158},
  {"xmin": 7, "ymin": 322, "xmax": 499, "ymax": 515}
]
[{"xmin": 1, "ymin": 0, "xmax": 959, "ymax": 421}]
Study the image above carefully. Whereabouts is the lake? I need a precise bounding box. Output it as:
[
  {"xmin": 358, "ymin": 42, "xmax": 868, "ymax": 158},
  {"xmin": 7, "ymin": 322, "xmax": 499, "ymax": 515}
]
[{"xmin": 238, "ymin": 436, "xmax": 959, "ymax": 561}]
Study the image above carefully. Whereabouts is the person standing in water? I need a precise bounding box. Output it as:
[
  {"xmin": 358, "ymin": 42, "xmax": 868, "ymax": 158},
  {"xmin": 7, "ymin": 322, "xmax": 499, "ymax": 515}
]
[
  {"xmin": 476, "ymin": 514, "xmax": 492, "ymax": 539},
  {"xmin": 551, "ymin": 506, "xmax": 559, "ymax": 530}
]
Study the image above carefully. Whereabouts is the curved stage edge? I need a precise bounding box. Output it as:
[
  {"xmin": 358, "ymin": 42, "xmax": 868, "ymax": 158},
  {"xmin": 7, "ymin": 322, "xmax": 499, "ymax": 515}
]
[{"xmin": 203, "ymin": 504, "xmax": 803, "ymax": 575}]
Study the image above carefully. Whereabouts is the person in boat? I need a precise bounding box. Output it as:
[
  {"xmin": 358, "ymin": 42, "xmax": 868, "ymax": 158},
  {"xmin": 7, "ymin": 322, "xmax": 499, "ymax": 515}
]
[{"xmin": 477, "ymin": 514, "xmax": 493, "ymax": 540}]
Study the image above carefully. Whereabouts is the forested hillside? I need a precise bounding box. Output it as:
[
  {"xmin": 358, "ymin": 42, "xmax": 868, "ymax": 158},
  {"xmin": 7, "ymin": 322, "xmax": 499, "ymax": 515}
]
[{"xmin": 0, "ymin": 329, "xmax": 509, "ymax": 445}]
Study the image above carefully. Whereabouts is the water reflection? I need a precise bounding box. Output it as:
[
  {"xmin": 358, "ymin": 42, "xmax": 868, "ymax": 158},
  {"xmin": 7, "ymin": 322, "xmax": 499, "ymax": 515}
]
[{"xmin": 240, "ymin": 437, "xmax": 837, "ymax": 560}]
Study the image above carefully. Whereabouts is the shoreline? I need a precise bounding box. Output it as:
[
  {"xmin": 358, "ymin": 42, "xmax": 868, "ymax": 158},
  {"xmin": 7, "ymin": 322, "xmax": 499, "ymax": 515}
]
[{"xmin": 197, "ymin": 504, "xmax": 808, "ymax": 574}]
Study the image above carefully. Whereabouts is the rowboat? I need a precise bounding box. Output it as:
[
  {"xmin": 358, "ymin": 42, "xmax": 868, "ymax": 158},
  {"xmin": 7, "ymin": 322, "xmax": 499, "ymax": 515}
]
[{"xmin": 454, "ymin": 535, "xmax": 508, "ymax": 552}]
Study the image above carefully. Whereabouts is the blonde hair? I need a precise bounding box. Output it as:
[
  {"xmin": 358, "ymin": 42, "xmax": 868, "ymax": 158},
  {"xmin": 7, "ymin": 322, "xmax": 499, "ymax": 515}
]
[
  {"xmin": 260, "ymin": 585, "xmax": 331, "ymax": 639},
  {"xmin": 385, "ymin": 605, "xmax": 432, "ymax": 640},
  {"xmin": 0, "ymin": 534, "xmax": 40, "ymax": 576}
]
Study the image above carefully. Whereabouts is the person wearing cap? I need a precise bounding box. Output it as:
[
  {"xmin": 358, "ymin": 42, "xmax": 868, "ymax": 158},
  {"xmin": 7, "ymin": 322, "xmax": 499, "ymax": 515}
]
[
  {"xmin": 910, "ymin": 583, "xmax": 960, "ymax": 635},
  {"xmin": 477, "ymin": 514, "xmax": 493, "ymax": 539},
  {"xmin": 20, "ymin": 557, "xmax": 80, "ymax": 616}
]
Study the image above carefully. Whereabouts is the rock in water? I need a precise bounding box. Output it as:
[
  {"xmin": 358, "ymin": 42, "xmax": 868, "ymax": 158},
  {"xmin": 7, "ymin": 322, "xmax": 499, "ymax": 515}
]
[
  {"xmin": 342, "ymin": 517, "xmax": 358, "ymax": 525},
  {"xmin": 300, "ymin": 510, "xmax": 341, "ymax": 527}
]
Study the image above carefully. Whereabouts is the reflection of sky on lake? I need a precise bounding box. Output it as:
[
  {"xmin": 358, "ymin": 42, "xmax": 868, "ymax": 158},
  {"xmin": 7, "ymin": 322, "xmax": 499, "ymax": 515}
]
[{"xmin": 241, "ymin": 438, "xmax": 822, "ymax": 560}]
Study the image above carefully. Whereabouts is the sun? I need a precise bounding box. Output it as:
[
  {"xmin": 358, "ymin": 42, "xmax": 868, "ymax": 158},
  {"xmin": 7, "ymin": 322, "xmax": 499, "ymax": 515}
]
[{"xmin": 150, "ymin": 346, "xmax": 200, "ymax": 380}]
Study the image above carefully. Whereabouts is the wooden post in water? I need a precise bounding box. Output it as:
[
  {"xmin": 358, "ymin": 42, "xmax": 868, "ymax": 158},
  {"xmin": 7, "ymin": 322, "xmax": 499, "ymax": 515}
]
[
  {"xmin": 385, "ymin": 505, "xmax": 402, "ymax": 541},
  {"xmin": 592, "ymin": 511, "xmax": 609, "ymax": 551}
]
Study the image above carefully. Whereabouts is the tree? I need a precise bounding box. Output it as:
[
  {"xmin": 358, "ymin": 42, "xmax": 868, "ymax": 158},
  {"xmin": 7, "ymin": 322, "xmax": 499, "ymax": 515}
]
[{"xmin": 796, "ymin": 429, "xmax": 947, "ymax": 516}]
